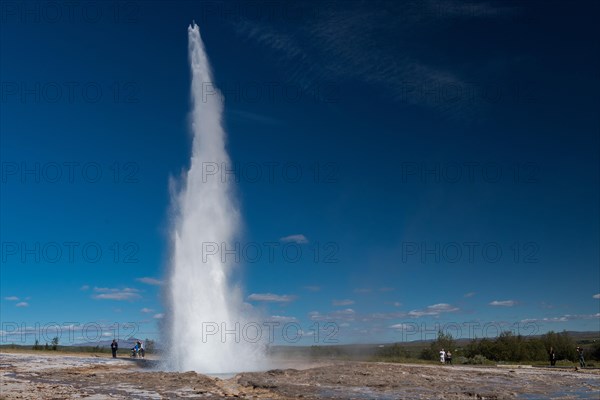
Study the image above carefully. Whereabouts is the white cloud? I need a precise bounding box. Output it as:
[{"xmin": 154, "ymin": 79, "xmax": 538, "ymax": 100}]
[
  {"xmin": 593, "ymin": 294, "xmax": 600, "ymax": 299},
  {"xmin": 393, "ymin": 302, "xmax": 402, "ymax": 307},
  {"xmin": 15, "ymin": 302, "xmax": 29, "ymax": 307},
  {"xmin": 80, "ymin": 285, "xmax": 90, "ymax": 291},
  {"xmin": 464, "ymin": 292, "xmax": 476, "ymax": 298},
  {"xmin": 4, "ymin": 296, "xmax": 19, "ymax": 301},
  {"xmin": 489, "ymin": 300, "xmax": 517, "ymax": 307},
  {"xmin": 363, "ymin": 311, "xmax": 406, "ymax": 321},
  {"xmin": 390, "ymin": 323, "xmax": 417, "ymax": 331},
  {"xmin": 140, "ymin": 308, "xmax": 154, "ymax": 313},
  {"xmin": 268, "ymin": 315, "xmax": 298, "ymax": 323},
  {"xmin": 279, "ymin": 234, "xmax": 308, "ymax": 244},
  {"xmin": 332, "ymin": 299, "xmax": 355, "ymax": 306},
  {"xmin": 92, "ymin": 287, "xmax": 141, "ymax": 301},
  {"xmin": 408, "ymin": 303, "xmax": 459, "ymax": 317},
  {"xmin": 136, "ymin": 277, "xmax": 163, "ymax": 286},
  {"xmin": 153, "ymin": 313, "xmax": 164, "ymax": 319},
  {"xmin": 247, "ymin": 293, "xmax": 297, "ymax": 303}
]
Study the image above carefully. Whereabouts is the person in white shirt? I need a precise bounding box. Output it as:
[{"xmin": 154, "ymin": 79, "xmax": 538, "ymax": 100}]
[
  {"xmin": 439, "ymin": 349, "xmax": 446, "ymax": 364},
  {"xmin": 140, "ymin": 341, "xmax": 145, "ymax": 358}
]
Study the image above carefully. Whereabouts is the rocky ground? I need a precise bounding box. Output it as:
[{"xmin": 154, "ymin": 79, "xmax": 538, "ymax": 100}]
[{"xmin": 1, "ymin": 352, "xmax": 598, "ymax": 399}]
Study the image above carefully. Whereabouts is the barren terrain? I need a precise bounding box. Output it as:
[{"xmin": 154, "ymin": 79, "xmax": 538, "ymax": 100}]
[{"xmin": 1, "ymin": 352, "xmax": 598, "ymax": 399}]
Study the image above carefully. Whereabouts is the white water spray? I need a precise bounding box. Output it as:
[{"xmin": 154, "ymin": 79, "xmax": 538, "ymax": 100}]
[{"xmin": 167, "ymin": 23, "xmax": 265, "ymax": 373}]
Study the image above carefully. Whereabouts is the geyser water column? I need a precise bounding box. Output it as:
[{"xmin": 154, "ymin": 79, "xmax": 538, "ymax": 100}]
[{"xmin": 168, "ymin": 23, "xmax": 264, "ymax": 373}]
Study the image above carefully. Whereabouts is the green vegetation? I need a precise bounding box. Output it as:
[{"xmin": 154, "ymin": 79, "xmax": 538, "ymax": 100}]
[{"xmin": 375, "ymin": 330, "xmax": 600, "ymax": 365}]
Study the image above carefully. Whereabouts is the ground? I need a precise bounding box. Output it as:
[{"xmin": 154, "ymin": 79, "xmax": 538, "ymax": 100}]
[{"xmin": 1, "ymin": 351, "xmax": 598, "ymax": 399}]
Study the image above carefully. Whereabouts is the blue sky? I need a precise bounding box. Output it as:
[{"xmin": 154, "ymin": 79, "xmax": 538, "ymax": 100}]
[{"xmin": 1, "ymin": 0, "xmax": 599, "ymax": 346}]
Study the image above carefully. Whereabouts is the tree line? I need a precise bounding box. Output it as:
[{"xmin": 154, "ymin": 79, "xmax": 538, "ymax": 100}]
[{"xmin": 379, "ymin": 330, "xmax": 600, "ymax": 364}]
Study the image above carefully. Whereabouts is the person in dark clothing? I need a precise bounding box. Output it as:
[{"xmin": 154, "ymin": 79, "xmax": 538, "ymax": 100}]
[
  {"xmin": 549, "ymin": 347, "xmax": 556, "ymax": 366},
  {"xmin": 446, "ymin": 350, "xmax": 453, "ymax": 365},
  {"xmin": 111, "ymin": 339, "xmax": 118, "ymax": 358}
]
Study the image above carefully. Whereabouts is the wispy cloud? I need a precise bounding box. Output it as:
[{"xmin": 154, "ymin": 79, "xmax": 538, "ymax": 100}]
[
  {"xmin": 354, "ymin": 288, "xmax": 372, "ymax": 294},
  {"xmin": 390, "ymin": 323, "xmax": 416, "ymax": 330},
  {"xmin": 332, "ymin": 299, "xmax": 355, "ymax": 306},
  {"xmin": 379, "ymin": 287, "xmax": 395, "ymax": 292},
  {"xmin": 80, "ymin": 285, "xmax": 90, "ymax": 291},
  {"xmin": 408, "ymin": 303, "xmax": 459, "ymax": 317},
  {"xmin": 140, "ymin": 308, "xmax": 154, "ymax": 313},
  {"xmin": 92, "ymin": 287, "xmax": 141, "ymax": 301},
  {"xmin": 362, "ymin": 311, "xmax": 406, "ymax": 321},
  {"xmin": 4, "ymin": 296, "xmax": 19, "ymax": 301},
  {"xmin": 153, "ymin": 313, "xmax": 164, "ymax": 319},
  {"xmin": 15, "ymin": 302, "xmax": 29, "ymax": 307},
  {"xmin": 279, "ymin": 234, "xmax": 308, "ymax": 244},
  {"xmin": 136, "ymin": 277, "xmax": 163, "ymax": 286},
  {"xmin": 247, "ymin": 293, "xmax": 297, "ymax": 303},
  {"xmin": 464, "ymin": 292, "xmax": 476, "ymax": 298},
  {"xmin": 267, "ymin": 315, "xmax": 298, "ymax": 323},
  {"xmin": 593, "ymin": 294, "xmax": 600, "ymax": 299},
  {"xmin": 489, "ymin": 300, "xmax": 517, "ymax": 307},
  {"xmin": 522, "ymin": 313, "xmax": 600, "ymax": 323},
  {"xmin": 233, "ymin": 2, "xmax": 523, "ymax": 120}
]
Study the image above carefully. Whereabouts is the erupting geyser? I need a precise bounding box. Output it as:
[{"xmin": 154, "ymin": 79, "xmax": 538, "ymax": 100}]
[{"xmin": 167, "ymin": 23, "xmax": 265, "ymax": 373}]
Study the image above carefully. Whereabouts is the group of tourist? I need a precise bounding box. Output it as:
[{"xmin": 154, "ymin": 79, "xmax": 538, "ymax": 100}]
[
  {"xmin": 439, "ymin": 349, "xmax": 453, "ymax": 364},
  {"xmin": 110, "ymin": 339, "xmax": 145, "ymax": 359}
]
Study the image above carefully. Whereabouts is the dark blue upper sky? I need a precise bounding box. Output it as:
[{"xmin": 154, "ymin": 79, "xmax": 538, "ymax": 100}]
[{"xmin": 1, "ymin": 0, "xmax": 598, "ymax": 345}]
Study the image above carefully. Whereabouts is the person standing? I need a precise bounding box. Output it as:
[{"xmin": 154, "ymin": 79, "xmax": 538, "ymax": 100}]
[
  {"xmin": 139, "ymin": 341, "xmax": 145, "ymax": 359},
  {"xmin": 549, "ymin": 347, "xmax": 556, "ymax": 366},
  {"xmin": 111, "ymin": 339, "xmax": 118, "ymax": 358},
  {"xmin": 132, "ymin": 341, "xmax": 139, "ymax": 358},
  {"xmin": 446, "ymin": 350, "xmax": 453, "ymax": 365},
  {"xmin": 577, "ymin": 347, "xmax": 586, "ymax": 368},
  {"xmin": 439, "ymin": 349, "xmax": 446, "ymax": 364}
]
